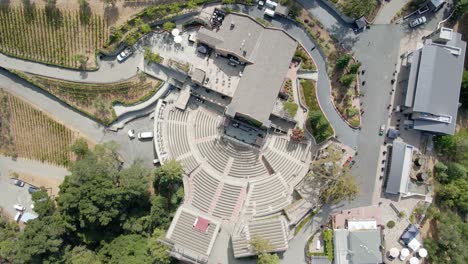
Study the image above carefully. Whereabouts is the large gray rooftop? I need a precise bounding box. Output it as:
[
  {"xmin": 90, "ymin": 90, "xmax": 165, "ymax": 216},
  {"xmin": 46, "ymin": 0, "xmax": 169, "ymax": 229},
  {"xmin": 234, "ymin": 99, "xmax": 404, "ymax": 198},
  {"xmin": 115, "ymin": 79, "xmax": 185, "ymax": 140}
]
[
  {"xmin": 198, "ymin": 13, "xmax": 297, "ymax": 127},
  {"xmin": 405, "ymin": 31, "xmax": 466, "ymax": 135},
  {"xmin": 334, "ymin": 229, "xmax": 383, "ymax": 264},
  {"xmin": 385, "ymin": 141, "xmax": 413, "ymax": 195}
]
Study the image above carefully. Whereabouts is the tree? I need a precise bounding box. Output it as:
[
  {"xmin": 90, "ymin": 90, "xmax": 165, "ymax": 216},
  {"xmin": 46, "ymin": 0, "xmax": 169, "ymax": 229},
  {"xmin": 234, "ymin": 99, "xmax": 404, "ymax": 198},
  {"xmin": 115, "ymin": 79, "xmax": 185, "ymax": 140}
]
[
  {"xmin": 319, "ymin": 173, "xmax": 359, "ymax": 204},
  {"xmin": 148, "ymin": 228, "xmax": 171, "ymax": 264},
  {"xmin": 386, "ymin": 220, "xmax": 395, "ymax": 228},
  {"xmin": 162, "ymin": 21, "xmax": 175, "ymax": 32},
  {"xmin": 290, "ymin": 127, "xmax": 304, "ymax": 141},
  {"xmin": 98, "ymin": 234, "xmax": 151, "ymax": 263},
  {"xmin": 66, "ymin": 246, "xmax": 101, "ymax": 264},
  {"xmin": 75, "ymin": 54, "xmax": 88, "ymax": 69},
  {"xmin": 13, "ymin": 214, "xmax": 66, "ymax": 264},
  {"xmin": 348, "ymin": 62, "xmax": 361, "ymax": 74},
  {"xmin": 78, "ymin": 0, "xmax": 91, "ymax": 25},
  {"xmin": 153, "ymin": 159, "xmax": 183, "ymax": 205},
  {"xmin": 71, "ymin": 138, "xmax": 89, "ymax": 159},
  {"xmin": 340, "ymin": 74, "xmax": 355, "ymax": 87},
  {"xmin": 336, "ymin": 54, "xmax": 352, "ymax": 69},
  {"xmin": 57, "ymin": 143, "xmax": 150, "ymax": 245},
  {"xmin": 149, "ymin": 195, "xmax": 171, "ymax": 229},
  {"xmin": 31, "ymin": 187, "xmax": 56, "ymax": 217},
  {"xmin": 447, "ymin": 162, "xmax": 467, "ymax": 181},
  {"xmin": 453, "ymin": 0, "xmax": 468, "ymax": 20},
  {"xmin": 258, "ymin": 253, "xmax": 280, "ymax": 264},
  {"xmin": 461, "ymin": 70, "xmax": 468, "ymax": 108},
  {"xmin": 0, "ymin": 215, "xmax": 20, "ymax": 262},
  {"xmin": 434, "ymin": 135, "xmax": 459, "ymax": 159},
  {"xmin": 250, "ymin": 236, "xmax": 272, "ymax": 254},
  {"xmin": 437, "ymin": 179, "xmax": 468, "ymax": 214}
]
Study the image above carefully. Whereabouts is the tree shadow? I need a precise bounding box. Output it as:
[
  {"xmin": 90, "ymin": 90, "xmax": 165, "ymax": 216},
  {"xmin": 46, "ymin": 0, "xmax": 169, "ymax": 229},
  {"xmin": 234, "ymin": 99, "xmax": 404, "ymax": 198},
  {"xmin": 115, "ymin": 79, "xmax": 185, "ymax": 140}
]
[
  {"xmin": 0, "ymin": 0, "xmax": 11, "ymax": 10},
  {"xmin": 45, "ymin": 0, "xmax": 63, "ymax": 27},
  {"xmin": 104, "ymin": 4, "xmax": 119, "ymax": 25},
  {"xmin": 79, "ymin": 0, "xmax": 92, "ymax": 25},
  {"xmin": 22, "ymin": 0, "xmax": 36, "ymax": 22}
]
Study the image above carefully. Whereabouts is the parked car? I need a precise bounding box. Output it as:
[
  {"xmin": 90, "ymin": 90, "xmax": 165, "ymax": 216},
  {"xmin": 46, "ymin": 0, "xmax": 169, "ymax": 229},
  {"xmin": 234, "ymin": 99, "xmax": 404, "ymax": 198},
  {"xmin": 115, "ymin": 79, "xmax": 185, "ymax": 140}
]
[
  {"xmin": 379, "ymin": 124, "xmax": 386, "ymax": 136},
  {"xmin": 258, "ymin": 0, "xmax": 265, "ymax": 8},
  {"xmin": 117, "ymin": 47, "xmax": 133, "ymax": 62},
  {"xmin": 127, "ymin": 129, "xmax": 136, "ymax": 139},
  {"xmin": 14, "ymin": 204, "xmax": 25, "ymax": 211},
  {"xmin": 13, "ymin": 179, "xmax": 25, "ymax": 187},
  {"xmin": 409, "ymin": 16, "xmax": 427, "ymax": 28},
  {"xmin": 138, "ymin": 132, "xmax": 153, "ymax": 140},
  {"xmin": 28, "ymin": 186, "xmax": 39, "ymax": 194}
]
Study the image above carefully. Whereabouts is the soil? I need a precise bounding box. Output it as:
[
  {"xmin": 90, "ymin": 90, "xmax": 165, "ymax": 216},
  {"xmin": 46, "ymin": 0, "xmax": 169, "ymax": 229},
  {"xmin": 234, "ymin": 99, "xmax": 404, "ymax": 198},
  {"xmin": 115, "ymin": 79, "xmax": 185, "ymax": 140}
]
[
  {"xmin": 16, "ymin": 172, "xmax": 63, "ymax": 197},
  {"xmin": 8, "ymin": 0, "xmax": 151, "ymax": 28}
]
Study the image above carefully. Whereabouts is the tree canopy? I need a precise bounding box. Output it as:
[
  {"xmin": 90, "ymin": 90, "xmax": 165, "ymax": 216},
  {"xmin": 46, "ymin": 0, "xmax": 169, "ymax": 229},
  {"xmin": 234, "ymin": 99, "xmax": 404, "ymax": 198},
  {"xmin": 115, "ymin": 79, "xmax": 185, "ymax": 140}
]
[{"xmin": 258, "ymin": 253, "xmax": 280, "ymax": 264}]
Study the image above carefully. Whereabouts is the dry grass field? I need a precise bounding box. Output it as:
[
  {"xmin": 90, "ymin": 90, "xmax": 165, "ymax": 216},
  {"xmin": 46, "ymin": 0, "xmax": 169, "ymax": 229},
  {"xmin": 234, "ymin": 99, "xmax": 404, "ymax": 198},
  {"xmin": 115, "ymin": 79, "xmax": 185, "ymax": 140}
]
[{"xmin": 0, "ymin": 89, "xmax": 81, "ymax": 166}]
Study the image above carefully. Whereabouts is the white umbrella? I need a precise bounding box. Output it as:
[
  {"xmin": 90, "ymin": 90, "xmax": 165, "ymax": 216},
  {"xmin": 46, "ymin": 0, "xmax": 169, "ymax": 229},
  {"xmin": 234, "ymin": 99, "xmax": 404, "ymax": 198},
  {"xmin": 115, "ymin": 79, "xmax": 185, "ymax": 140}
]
[
  {"xmin": 389, "ymin": 248, "xmax": 399, "ymax": 258},
  {"xmin": 418, "ymin": 248, "xmax": 428, "ymax": 258},
  {"xmin": 400, "ymin": 248, "xmax": 410, "ymax": 260},
  {"xmin": 174, "ymin": 35, "xmax": 182, "ymax": 44},
  {"xmin": 409, "ymin": 256, "xmax": 419, "ymax": 264},
  {"xmin": 408, "ymin": 238, "xmax": 421, "ymax": 251},
  {"xmin": 171, "ymin": 28, "xmax": 180, "ymax": 36}
]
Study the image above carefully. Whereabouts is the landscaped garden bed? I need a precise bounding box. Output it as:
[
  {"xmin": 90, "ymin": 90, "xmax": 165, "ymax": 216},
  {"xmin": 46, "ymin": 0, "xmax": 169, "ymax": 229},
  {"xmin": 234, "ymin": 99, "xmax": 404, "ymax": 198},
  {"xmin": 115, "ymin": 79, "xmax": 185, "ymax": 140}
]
[
  {"xmin": 12, "ymin": 71, "xmax": 162, "ymax": 125},
  {"xmin": 296, "ymin": 8, "xmax": 361, "ymax": 127},
  {"xmin": 294, "ymin": 46, "xmax": 317, "ymax": 72},
  {"xmin": 299, "ymin": 79, "xmax": 334, "ymax": 143},
  {"xmin": 280, "ymin": 78, "xmax": 299, "ymax": 118},
  {"xmin": 329, "ymin": 0, "xmax": 380, "ymax": 21},
  {"xmin": 330, "ymin": 54, "xmax": 361, "ymax": 128}
]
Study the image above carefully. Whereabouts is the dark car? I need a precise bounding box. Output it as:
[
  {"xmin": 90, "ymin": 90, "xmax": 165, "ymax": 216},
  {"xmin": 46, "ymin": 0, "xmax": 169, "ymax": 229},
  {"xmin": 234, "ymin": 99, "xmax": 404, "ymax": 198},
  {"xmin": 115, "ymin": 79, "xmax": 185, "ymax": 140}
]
[{"xmin": 28, "ymin": 186, "xmax": 40, "ymax": 194}]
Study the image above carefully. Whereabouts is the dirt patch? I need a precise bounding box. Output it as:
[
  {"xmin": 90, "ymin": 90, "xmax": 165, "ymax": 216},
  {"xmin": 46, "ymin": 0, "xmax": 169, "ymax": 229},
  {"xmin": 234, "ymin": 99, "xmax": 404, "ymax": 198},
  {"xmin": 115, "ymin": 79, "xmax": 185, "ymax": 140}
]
[{"xmin": 15, "ymin": 171, "xmax": 62, "ymax": 198}]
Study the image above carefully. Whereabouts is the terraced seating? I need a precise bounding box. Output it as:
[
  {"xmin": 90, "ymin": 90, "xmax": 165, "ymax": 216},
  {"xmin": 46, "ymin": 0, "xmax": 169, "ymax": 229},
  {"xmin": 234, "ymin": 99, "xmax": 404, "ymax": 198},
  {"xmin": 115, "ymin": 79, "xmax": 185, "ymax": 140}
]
[
  {"xmin": 167, "ymin": 107, "xmax": 189, "ymax": 122},
  {"xmin": 190, "ymin": 169, "xmax": 220, "ymax": 213},
  {"xmin": 197, "ymin": 139, "xmax": 230, "ymax": 174},
  {"xmin": 263, "ymin": 150, "xmax": 302, "ymax": 183},
  {"xmin": 197, "ymin": 138, "xmax": 267, "ymax": 178},
  {"xmin": 271, "ymin": 137, "xmax": 307, "ymax": 160},
  {"xmin": 166, "ymin": 208, "xmax": 220, "ymax": 257},
  {"xmin": 178, "ymin": 155, "xmax": 199, "ymax": 173},
  {"xmin": 167, "ymin": 123, "xmax": 191, "ymax": 158},
  {"xmin": 246, "ymin": 174, "xmax": 290, "ymax": 217},
  {"xmin": 194, "ymin": 109, "xmax": 220, "ymax": 139},
  {"xmin": 212, "ymin": 183, "xmax": 245, "ymax": 220}
]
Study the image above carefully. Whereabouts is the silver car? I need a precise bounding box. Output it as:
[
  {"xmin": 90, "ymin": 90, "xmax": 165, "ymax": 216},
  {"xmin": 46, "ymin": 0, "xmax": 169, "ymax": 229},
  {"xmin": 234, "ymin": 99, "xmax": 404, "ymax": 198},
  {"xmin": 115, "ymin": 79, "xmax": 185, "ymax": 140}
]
[{"xmin": 409, "ymin": 16, "xmax": 427, "ymax": 28}]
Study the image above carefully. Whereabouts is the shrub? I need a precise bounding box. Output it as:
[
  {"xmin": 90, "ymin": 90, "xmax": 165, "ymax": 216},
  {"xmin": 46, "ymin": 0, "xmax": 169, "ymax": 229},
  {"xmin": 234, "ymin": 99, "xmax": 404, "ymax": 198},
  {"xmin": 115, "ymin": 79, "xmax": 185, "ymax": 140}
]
[
  {"xmin": 434, "ymin": 162, "xmax": 448, "ymax": 173},
  {"xmin": 398, "ymin": 211, "xmax": 406, "ymax": 218},
  {"xmin": 387, "ymin": 220, "xmax": 396, "ymax": 228},
  {"xmin": 336, "ymin": 54, "xmax": 352, "ymax": 69},
  {"xmin": 322, "ymin": 229, "xmax": 333, "ymax": 261},
  {"xmin": 139, "ymin": 23, "xmax": 151, "ymax": 34},
  {"xmin": 348, "ymin": 62, "xmax": 361, "ymax": 74},
  {"xmin": 340, "ymin": 74, "xmax": 355, "ymax": 87},
  {"xmin": 162, "ymin": 21, "xmax": 175, "ymax": 32}
]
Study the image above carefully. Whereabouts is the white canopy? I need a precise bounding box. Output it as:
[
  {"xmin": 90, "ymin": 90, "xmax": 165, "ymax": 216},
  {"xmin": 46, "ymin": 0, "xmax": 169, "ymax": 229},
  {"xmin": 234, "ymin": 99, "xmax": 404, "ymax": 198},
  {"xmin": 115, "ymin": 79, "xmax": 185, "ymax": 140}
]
[
  {"xmin": 389, "ymin": 248, "xmax": 399, "ymax": 258},
  {"xmin": 400, "ymin": 248, "xmax": 410, "ymax": 260},
  {"xmin": 410, "ymin": 257, "xmax": 419, "ymax": 264},
  {"xmin": 418, "ymin": 248, "xmax": 428, "ymax": 258},
  {"xmin": 174, "ymin": 35, "xmax": 183, "ymax": 43},
  {"xmin": 408, "ymin": 238, "xmax": 421, "ymax": 251},
  {"xmin": 171, "ymin": 28, "xmax": 180, "ymax": 36}
]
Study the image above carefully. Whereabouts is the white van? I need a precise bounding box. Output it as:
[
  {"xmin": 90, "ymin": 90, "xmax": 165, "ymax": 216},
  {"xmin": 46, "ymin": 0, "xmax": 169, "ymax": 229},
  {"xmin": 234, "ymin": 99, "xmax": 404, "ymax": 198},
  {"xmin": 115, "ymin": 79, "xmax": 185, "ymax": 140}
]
[
  {"xmin": 264, "ymin": 8, "xmax": 275, "ymax": 17},
  {"xmin": 14, "ymin": 204, "xmax": 25, "ymax": 211},
  {"xmin": 138, "ymin": 132, "xmax": 154, "ymax": 140},
  {"xmin": 14, "ymin": 212, "xmax": 22, "ymax": 222}
]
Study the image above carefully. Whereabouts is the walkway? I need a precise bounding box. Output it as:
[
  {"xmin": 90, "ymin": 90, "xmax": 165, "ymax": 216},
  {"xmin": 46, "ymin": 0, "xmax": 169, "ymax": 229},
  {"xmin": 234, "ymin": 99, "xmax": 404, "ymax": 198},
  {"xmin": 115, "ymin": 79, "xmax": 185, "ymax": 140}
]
[{"xmin": 374, "ymin": 0, "xmax": 408, "ymax": 24}]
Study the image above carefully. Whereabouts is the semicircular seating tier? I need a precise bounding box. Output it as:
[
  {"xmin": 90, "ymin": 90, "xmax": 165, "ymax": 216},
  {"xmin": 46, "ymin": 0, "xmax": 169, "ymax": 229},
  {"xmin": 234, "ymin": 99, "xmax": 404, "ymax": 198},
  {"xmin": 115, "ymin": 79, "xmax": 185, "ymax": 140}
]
[{"xmin": 154, "ymin": 101, "xmax": 311, "ymax": 219}]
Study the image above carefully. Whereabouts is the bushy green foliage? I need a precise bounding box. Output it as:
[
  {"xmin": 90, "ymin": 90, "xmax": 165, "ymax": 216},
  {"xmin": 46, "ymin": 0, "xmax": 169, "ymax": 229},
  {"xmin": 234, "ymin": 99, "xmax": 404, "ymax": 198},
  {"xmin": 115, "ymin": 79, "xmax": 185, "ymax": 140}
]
[
  {"xmin": 386, "ymin": 220, "xmax": 395, "ymax": 228},
  {"xmin": 144, "ymin": 47, "xmax": 162, "ymax": 64},
  {"xmin": 322, "ymin": 229, "xmax": 333, "ymax": 261},
  {"xmin": 340, "ymin": 74, "xmax": 355, "ymax": 87},
  {"xmin": 336, "ymin": 54, "xmax": 352, "ymax": 69},
  {"xmin": 162, "ymin": 21, "xmax": 175, "ymax": 32},
  {"xmin": 453, "ymin": 0, "xmax": 468, "ymax": 19},
  {"xmin": 461, "ymin": 71, "xmax": 468, "ymax": 108},
  {"xmin": 258, "ymin": 253, "xmax": 280, "ymax": 264},
  {"xmin": 301, "ymin": 80, "xmax": 333, "ymax": 143},
  {"xmin": 339, "ymin": 0, "xmax": 377, "ymax": 19},
  {"xmin": 348, "ymin": 62, "xmax": 361, "ymax": 74},
  {"xmin": 98, "ymin": 234, "xmax": 151, "ymax": 263}
]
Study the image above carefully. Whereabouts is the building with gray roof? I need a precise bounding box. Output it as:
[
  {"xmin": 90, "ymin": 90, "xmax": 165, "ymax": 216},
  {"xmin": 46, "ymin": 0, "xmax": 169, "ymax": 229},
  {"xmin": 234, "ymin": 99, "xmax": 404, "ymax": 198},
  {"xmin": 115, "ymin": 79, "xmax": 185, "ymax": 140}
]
[
  {"xmin": 197, "ymin": 13, "xmax": 297, "ymax": 128},
  {"xmin": 403, "ymin": 27, "xmax": 466, "ymax": 135},
  {"xmin": 334, "ymin": 229, "xmax": 383, "ymax": 264},
  {"xmin": 385, "ymin": 141, "xmax": 414, "ymax": 196},
  {"xmin": 165, "ymin": 207, "xmax": 221, "ymax": 263},
  {"xmin": 231, "ymin": 217, "xmax": 289, "ymax": 258}
]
